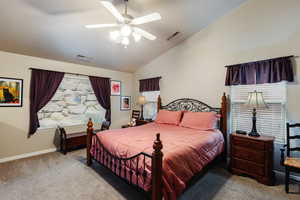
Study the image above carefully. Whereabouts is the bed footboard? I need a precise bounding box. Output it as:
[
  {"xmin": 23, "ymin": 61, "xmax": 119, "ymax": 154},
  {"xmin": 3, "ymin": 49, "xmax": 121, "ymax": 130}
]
[{"xmin": 86, "ymin": 119, "xmax": 163, "ymax": 200}]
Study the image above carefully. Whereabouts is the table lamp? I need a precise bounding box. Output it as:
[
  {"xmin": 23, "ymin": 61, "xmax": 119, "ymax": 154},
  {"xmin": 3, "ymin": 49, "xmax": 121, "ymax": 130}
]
[
  {"xmin": 245, "ymin": 90, "xmax": 268, "ymax": 137},
  {"xmin": 137, "ymin": 96, "xmax": 146, "ymax": 120}
]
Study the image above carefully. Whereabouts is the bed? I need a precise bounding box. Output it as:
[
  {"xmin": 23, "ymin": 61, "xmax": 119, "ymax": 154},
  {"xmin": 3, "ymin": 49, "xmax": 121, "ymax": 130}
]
[{"xmin": 86, "ymin": 94, "xmax": 228, "ymax": 200}]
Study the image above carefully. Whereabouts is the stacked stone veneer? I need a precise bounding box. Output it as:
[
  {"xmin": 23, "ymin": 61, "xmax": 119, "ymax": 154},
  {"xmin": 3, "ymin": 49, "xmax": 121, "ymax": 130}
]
[{"xmin": 38, "ymin": 76, "xmax": 105, "ymax": 128}]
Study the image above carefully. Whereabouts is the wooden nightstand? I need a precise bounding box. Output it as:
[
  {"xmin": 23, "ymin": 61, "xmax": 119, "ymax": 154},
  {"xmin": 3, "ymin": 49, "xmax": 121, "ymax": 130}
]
[
  {"xmin": 136, "ymin": 119, "xmax": 152, "ymax": 126},
  {"xmin": 230, "ymin": 133, "xmax": 275, "ymax": 185},
  {"xmin": 121, "ymin": 119, "xmax": 153, "ymax": 128}
]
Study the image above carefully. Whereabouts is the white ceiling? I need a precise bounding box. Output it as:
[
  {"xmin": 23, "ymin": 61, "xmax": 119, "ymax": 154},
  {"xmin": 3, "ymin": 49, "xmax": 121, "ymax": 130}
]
[{"xmin": 0, "ymin": 0, "xmax": 246, "ymax": 72}]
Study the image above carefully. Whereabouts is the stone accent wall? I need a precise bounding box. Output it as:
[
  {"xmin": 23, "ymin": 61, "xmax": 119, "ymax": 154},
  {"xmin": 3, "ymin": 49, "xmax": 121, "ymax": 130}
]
[{"xmin": 38, "ymin": 75, "xmax": 105, "ymax": 128}]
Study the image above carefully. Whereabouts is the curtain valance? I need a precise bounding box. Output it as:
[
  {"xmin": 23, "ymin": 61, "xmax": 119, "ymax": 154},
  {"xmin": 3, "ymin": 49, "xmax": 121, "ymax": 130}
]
[
  {"xmin": 139, "ymin": 77, "xmax": 161, "ymax": 92},
  {"xmin": 225, "ymin": 56, "xmax": 294, "ymax": 86}
]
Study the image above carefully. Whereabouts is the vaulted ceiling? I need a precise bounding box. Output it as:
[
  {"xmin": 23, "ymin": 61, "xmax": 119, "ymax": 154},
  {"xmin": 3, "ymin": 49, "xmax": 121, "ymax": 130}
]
[{"xmin": 0, "ymin": 0, "xmax": 246, "ymax": 72}]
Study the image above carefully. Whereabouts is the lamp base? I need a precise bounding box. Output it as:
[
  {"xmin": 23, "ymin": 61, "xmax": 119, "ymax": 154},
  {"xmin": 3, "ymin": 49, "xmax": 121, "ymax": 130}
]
[
  {"xmin": 248, "ymin": 108, "xmax": 260, "ymax": 137},
  {"xmin": 140, "ymin": 105, "xmax": 144, "ymax": 120},
  {"xmin": 248, "ymin": 131, "xmax": 260, "ymax": 137}
]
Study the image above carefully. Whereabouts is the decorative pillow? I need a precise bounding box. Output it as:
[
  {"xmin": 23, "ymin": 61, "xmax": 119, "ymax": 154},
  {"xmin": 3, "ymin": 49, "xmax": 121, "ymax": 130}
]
[
  {"xmin": 179, "ymin": 111, "xmax": 219, "ymax": 130},
  {"xmin": 155, "ymin": 110, "xmax": 183, "ymax": 125}
]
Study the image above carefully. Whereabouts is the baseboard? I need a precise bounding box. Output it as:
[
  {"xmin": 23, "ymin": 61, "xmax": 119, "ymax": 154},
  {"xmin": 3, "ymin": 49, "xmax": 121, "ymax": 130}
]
[
  {"xmin": 0, "ymin": 148, "xmax": 57, "ymax": 163},
  {"xmin": 274, "ymin": 170, "xmax": 300, "ymax": 182}
]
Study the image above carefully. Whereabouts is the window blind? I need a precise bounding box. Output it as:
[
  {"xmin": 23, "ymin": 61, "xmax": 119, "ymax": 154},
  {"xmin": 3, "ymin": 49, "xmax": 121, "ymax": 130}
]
[
  {"xmin": 230, "ymin": 82, "xmax": 287, "ymax": 144},
  {"xmin": 141, "ymin": 91, "xmax": 160, "ymax": 120}
]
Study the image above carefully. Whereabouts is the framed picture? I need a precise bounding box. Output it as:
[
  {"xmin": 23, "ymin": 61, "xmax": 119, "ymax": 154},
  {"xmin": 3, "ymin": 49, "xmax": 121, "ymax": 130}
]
[
  {"xmin": 111, "ymin": 80, "xmax": 121, "ymax": 96},
  {"xmin": 120, "ymin": 96, "xmax": 131, "ymax": 111},
  {"xmin": 0, "ymin": 77, "xmax": 23, "ymax": 107}
]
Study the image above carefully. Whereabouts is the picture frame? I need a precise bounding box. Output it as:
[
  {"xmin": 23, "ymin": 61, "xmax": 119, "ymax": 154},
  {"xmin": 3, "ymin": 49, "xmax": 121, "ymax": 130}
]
[
  {"xmin": 120, "ymin": 96, "xmax": 131, "ymax": 111},
  {"xmin": 111, "ymin": 80, "xmax": 121, "ymax": 96},
  {"xmin": 0, "ymin": 77, "xmax": 23, "ymax": 107}
]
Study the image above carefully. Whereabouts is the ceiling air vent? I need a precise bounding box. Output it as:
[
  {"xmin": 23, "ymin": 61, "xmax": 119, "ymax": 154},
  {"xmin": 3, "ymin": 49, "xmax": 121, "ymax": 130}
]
[
  {"xmin": 167, "ymin": 32, "xmax": 180, "ymax": 41},
  {"xmin": 76, "ymin": 54, "xmax": 93, "ymax": 63}
]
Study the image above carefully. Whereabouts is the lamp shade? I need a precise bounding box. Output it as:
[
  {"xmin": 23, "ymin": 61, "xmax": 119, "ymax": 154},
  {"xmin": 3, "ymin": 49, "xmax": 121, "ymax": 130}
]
[
  {"xmin": 137, "ymin": 96, "xmax": 146, "ymax": 105},
  {"xmin": 245, "ymin": 90, "xmax": 268, "ymax": 109}
]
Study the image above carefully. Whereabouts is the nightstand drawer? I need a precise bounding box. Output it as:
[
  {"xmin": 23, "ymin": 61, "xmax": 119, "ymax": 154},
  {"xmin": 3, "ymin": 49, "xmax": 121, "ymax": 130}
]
[
  {"xmin": 232, "ymin": 137, "xmax": 265, "ymax": 151},
  {"xmin": 230, "ymin": 133, "xmax": 275, "ymax": 185},
  {"xmin": 232, "ymin": 146, "xmax": 265, "ymax": 164},
  {"xmin": 231, "ymin": 158, "xmax": 265, "ymax": 176}
]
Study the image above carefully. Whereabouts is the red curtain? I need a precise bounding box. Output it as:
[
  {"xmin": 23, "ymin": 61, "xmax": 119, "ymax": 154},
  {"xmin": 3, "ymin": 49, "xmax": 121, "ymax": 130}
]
[
  {"xmin": 89, "ymin": 76, "xmax": 111, "ymax": 122},
  {"xmin": 29, "ymin": 69, "xmax": 64, "ymax": 136}
]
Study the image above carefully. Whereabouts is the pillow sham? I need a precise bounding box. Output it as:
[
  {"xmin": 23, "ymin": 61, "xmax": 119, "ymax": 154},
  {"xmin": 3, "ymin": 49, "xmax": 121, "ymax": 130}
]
[
  {"xmin": 179, "ymin": 111, "xmax": 219, "ymax": 130},
  {"xmin": 155, "ymin": 110, "xmax": 183, "ymax": 126}
]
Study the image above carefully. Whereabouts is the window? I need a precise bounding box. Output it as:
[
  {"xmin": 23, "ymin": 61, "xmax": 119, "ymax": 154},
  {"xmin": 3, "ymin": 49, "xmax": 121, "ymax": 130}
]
[
  {"xmin": 38, "ymin": 74, "xmax": 106, "ymax": 129},
  {"xmin": 230, "ymin": 82, "xmax": 287, "ymax": 144},
  {"xmin": 141, "ymin": 91, "xmax": 160, "ymax": 120}
]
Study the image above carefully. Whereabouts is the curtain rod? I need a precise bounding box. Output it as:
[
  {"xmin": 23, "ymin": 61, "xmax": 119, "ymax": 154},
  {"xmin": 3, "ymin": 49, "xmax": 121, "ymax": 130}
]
[
  {"xmin": 28, "ymin": 67, "xmax": 111, "ymax": 79},
  {"xmin": 139, "ymin": 76, "xmax": 162, "ymax": 81},
  {"xmin": 224, "ymin": 55, "xmax": 298, "ymax": 68}
]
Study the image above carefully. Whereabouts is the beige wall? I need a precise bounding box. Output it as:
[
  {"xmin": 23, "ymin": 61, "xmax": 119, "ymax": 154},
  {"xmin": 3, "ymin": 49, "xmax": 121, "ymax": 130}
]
[
  {"xmin": 134, "ymin": 0, "xmax": 300, "ymax": 170},
  {"xmin": 0, "ymin": 51, "xmax": 133, "ymax": 159},
  {"xmin": 134, "ymin": 0, "xmax": 300, "ymax": 121}
]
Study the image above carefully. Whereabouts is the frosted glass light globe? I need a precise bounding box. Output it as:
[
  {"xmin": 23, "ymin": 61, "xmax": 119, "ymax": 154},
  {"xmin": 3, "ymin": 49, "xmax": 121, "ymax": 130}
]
[
  {"xmin": 121, "ymin": 37, "xmax": 130, "ymax": 46},
  {"xmin": 120, "ymin": 25, "xmax": 132, "ymax": 37},
  {"xmin": 110, "ymin": 31, "xmax": 120, "ymax": 41},
  {"xmin": 132, "ymin": 32, "xmax": 141, "ymax": 42}
]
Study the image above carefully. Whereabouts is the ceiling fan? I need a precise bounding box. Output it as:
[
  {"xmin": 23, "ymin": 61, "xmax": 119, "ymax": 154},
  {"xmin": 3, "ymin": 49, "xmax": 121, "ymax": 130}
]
[{"xmin": 85, "ymin": 0, "xmax": 161, "ymax": 48}]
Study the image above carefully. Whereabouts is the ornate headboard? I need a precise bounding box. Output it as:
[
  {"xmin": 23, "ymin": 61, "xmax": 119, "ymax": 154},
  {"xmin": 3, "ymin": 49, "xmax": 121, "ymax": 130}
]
[
  {"xmin": 157, "ymin": 93, "xmax": 228, "ymax": 158},
  {"xmin": 160, "ymin": 98, "xmax": 221, "ymax": 113}
]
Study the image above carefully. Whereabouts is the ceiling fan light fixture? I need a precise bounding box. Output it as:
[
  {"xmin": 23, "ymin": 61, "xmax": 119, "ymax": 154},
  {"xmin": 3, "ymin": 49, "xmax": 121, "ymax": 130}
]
[
  {"xmin": 120, "ymin": 25, "xmax": 132, "ymax": 37},
  {"xmin": 132, "ymin": 32, "xmax": 141, "ymax": 42},
  {"xmin": 131, "ymin": 12, "xmax": 162, "ymax": 25},
  {"xmin": 100, "ymin": 1, "xmax": 125, "ymax": 23},
  {"xmin": 86, "ymin": 0, "xmax": 161, "ymax": 47},
  {"xmin": 121, "ymin": 37, "xmax": 130, "ymax": 47},
  {"xmin": 110, "ymin": 31, "xmax": 120, "ymax": 41}
]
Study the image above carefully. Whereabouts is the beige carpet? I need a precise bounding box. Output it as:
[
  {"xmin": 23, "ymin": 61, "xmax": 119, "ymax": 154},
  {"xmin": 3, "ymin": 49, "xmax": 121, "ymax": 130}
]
[{"xmin": 0, "ymin": 149, "xmax": 299, "ymax": 200}]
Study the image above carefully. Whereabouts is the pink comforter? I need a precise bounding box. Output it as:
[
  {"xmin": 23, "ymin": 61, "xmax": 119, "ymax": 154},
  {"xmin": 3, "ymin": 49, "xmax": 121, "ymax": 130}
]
[{"xmin": 91, "ymin": 122, "xmax": 224, "ymax": 200}]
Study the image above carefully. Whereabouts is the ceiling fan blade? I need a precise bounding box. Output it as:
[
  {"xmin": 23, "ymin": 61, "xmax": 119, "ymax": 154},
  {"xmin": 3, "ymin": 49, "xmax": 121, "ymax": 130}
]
[
  {"xmin": 133, "ymin": 27, "xmax": 157, "ymax": 40},
  {"xmin": 85, "ymin": 24, "xmax": 119, "ymax": 29},
  {"xmin": 101, "ymin": 1, "xmax": 124, "ymax": 23},
  {"xmin": 131, "ymin": 13, "xmax": 161, "ymax": 25}
]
